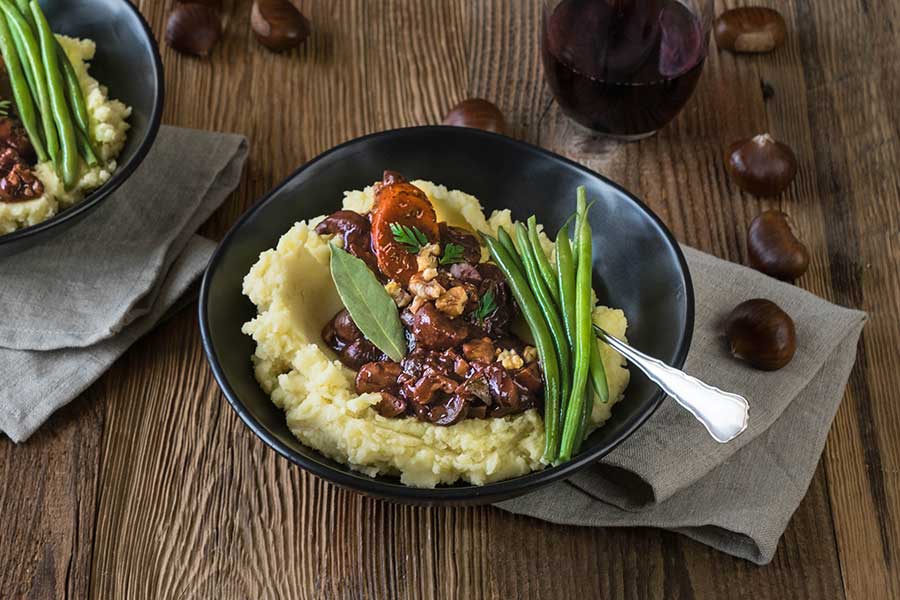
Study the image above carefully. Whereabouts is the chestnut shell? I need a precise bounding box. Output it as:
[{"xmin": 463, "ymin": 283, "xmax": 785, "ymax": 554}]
[
  {"xmin": 165, "ymin": 3, "xmax": 222, "ymax": 57},
  {"xmin": 747, "ymin": 210, "xmax": 810, "ymax": 281},
  {"xmin": 725, "ymin": 299, "xmax": 796, "ymax": 371},
  {"xmin": 251, "ymin": 0, "xmax": 311, "ymax": 52},
  {"xmin": 725, "ymin": 134, "xmax": 798, "ymax": 197},
  {"xmin": 443, "ymin": 98, "xmax": 507, "ymax": 135},
  {"xmin": 714, "ymin": 7, "xmax": 786, "ymax": 53}
]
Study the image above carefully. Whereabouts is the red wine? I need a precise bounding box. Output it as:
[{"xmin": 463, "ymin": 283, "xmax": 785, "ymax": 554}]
[{"xmin": 542, "ymin": 0, "xmax": 706, "ymax": 136}]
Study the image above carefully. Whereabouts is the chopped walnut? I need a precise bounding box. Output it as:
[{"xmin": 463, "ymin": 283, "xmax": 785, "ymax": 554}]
[
  {"xmin": 522, "ymin": 346, "xmax": 538, "ymax": 364},
  {"xmin": 421, "ymin": 267, "xmax": 438, "ymax": 282},
  {"xmin": 408, "ymin": 272, "xmax": 445, "ymax": 300},
  {"xmin": 409, "ymin": 295, "xmax": 428, "ymax": 313},
  {"xmin": 497, "ymin": 348, "xmax": 524, "ymax": 370},
  {"xmin": 416, "ymin": 243, "xmax": 440, "ymax": 271},
  {"xmin": 434, "ymin": 286, "xmax": 468, "ymax": 316},
  {"xmin": 384, "ymin": 280, "xmax": 412, "ymax": 308}
]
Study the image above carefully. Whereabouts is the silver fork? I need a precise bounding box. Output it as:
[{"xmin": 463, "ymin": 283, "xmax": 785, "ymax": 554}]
[{"xmin": 594, "ymin": 325, "xmax": 750, "ymax": 443}]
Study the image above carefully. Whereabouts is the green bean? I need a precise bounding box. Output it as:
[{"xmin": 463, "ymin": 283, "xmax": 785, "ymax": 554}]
[
  {"xmin": 559, "ymin": 187, "xmax": 594, "ymax": 461},
  {"xmin": 0, "ymin": 13, "xmax": 45, "ymax": 161},
  {"xmin": 10, "ymin": 28, "xmax": 33, "ymax": 89},
  {"xmin": 0, "ymin": 0, "xmax": 57, "ymax": 164},
  {"xmin": 557, "ymin": 219, "xmax": 605, "ymax": 451},
  {"xmin": 556, "ymin": 230, "xmax": 576, "ymax": 344},
  {"xmin": 572, "ymin": 341, "xmax": 608, "ymax": 448},
  {"xmin": 497, "ymin": 223, "xmax": 525, "ymax": 274},
  {"xmin": 57, "ymin": 44, "xmax": 91, "ymax": 138},
  {"xmin": 58, "ymin": 41, "xmax": 99, "ymax": 164},
  {"xmin": 485, "ymin": 231, "xmax": 562, "ymax": 462},
  {"xmin": 30, "ymin": 0, "xmax": 78, "ymax": 189},
  {"xmin": 527, "ymin": 216, "xmax": 560, "ymax": 307},
  {"xmin": 514, "ymin": 222, "xmax": 571, "ymax": 418},
  {"xmin": 13, "ymin": 0, "xmax": 31, "ymax": 25},
  {"xmin": 588, "ymin": 341, "xmax": 608, "ymax": 404},
  {"xmin": 76, "ymin": 127, "xmax": 97, "ymax": 166}
]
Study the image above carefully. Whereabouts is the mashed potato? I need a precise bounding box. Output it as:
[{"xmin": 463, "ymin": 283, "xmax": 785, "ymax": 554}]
[
  {"xmin": 242, "ymin": 181, "xmax": 630, "ymax": 487},
  {"xmin": 0, "ymin": 35, "xmax": 131, "ymax": 235}
]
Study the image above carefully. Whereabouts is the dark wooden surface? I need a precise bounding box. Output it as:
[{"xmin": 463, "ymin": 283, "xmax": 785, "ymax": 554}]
[{"xmin": 2, "ymin": 0, "xmax": 898, "ymax": 598}]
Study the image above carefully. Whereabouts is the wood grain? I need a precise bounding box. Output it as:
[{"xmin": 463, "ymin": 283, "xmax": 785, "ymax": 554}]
[{"xmin": 1, "ymin": 0, "xmax": 898, "ymax": 597}]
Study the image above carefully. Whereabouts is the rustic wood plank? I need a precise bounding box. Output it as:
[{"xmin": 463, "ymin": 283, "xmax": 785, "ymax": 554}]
[
  {"xmin": 791, "ymin": 0, "xmax": 900, "ymax": 595},
  {"xmin": 0, "ymin": 390, "xmax": 103, "ymax": 599}
]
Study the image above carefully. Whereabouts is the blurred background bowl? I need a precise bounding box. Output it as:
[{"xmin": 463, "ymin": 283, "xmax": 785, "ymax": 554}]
[{"xmin": 0, "ymin": 0, "xmax": 164, "ymax": 256}]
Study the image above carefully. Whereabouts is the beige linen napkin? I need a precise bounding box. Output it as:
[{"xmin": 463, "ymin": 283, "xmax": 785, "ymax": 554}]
[
  {"xmin": 498, "ymin": 246, "xmax": 867, "ymax": 564},
  {"xmin": 0, "ymin": 125, "xmax": 248, "ymax": 442}
]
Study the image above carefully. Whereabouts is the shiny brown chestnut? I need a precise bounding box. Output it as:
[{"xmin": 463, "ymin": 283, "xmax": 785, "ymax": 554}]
[
  {"xmin": 714, "ymin": 7, "xmax": 786, "ymax": 53},
  {"xmin": 747, "ymin": 210, "xmax": 809, "ymax": 281},
  {"xmin": 443, "ymin": 98, "xmax": 507, "ymax": 135},
  {"xmin": 165, "ymin": 3, "xmax": 222, "ymax": 57},
  {"xmin": 725, "ymin": 299, "xmax": 796, "ymax": 371},
  {"xmin": 725, "ymin": 134, "xmax": 797, "ymax": 196},
  {"xmin": 251, "ymin": 0, "xmax": 311, "ymax": 52}
]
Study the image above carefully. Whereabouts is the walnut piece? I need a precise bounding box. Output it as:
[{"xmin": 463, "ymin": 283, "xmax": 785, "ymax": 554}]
[
  {"xmin": 497, "ymin": 348, "xmax": 524, "ymax": 370},
  {"xmin": 522, "ymin": 346, "xmax": 538, "ymax": 364},
  {"xmin": 416, "ymin": 243, "xmax": 440, "ymax": 271},
  {"xmin": 384, "ymin": 280, "xmax": 412, "ymax": 308},
  {"xmin": 409, "ymin": 295, "xmax": 428, "ymax": 314},
  {"xmin": 434, "ymin": 285, "xmax": 468, "ymax": 317},
  {"xmin": 408, "ymin": 272, "xmax": 445, "ymax": 300}
]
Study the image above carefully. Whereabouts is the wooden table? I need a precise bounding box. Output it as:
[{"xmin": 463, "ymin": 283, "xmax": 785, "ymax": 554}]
[{"xmin": 2, "ymin": 1, "xmax": 898, "ymax": 598}]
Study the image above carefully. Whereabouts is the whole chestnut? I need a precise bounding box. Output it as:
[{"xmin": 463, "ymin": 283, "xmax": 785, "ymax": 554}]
[
  {"xmin": 165, "ymin": 3, "xmax": 221, "ymax": 57},
  {"xmin": 747, "ymin": 210, "xmax": 810, "ymax": 281},
  {"xmin": 251, "ymin": 0, "xmax": 311, "ymax": 52},
  {"xmin": 725, "ymin": 299, "xmax": 797, "ymax": 371},
  {"xmin": 443, "ymin": 98, "xmax": 507, "ymax": 135},
  {"xmin": 725, "ymin": 133, "xmax": 797, "ymax": 196},
  {"xmin": 714, "ymin": 7, "xmax": 786, "ymax": 53}
]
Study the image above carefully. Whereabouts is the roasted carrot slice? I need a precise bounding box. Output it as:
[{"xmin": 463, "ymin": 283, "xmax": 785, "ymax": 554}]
[{"xmin": 370, "ymin": 172, "xmax": 439, "ymax": 284}]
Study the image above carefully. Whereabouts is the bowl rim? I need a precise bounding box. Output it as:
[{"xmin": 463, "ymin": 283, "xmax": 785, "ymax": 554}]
[
  {"xmin": 199, "ymin": 125, "xmax": 695, "ymax": 502},
  {"xmin": 0, "ymin": 0, "xmax": 165, "ymax": 247}
]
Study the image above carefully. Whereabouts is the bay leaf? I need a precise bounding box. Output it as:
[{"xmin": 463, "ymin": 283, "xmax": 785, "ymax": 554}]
[{"xmin": 329, "ymin": 243, "xmax": 407, "ymax": 362}]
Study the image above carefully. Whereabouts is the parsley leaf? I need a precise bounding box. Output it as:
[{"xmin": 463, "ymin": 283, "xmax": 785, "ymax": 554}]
[
  {"xmin": 439, "ymin": 243, "xmax": 465, "ymax": 265},
  {"xmin": 389, "ymin": 222, "xmax": 429, "ymax": 253},
  {"xmin": 473, "ymin": 289, "xmax": 498, "ymax": 324}
]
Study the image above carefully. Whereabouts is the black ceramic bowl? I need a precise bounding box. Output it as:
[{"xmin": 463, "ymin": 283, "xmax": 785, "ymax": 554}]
[
  {"xmin": 0, "ymin": 0, "xmax": 163, "ymax": 256},
  {"xmin": 200, "ymin": 126, "xmax": 694, "ymax": 505}
]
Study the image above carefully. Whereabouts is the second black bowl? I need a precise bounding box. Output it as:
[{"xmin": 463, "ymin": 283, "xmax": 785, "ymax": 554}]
[
  {"xmin": 0, "ymin": 0, "xmax": 163, "ymax": 255},
  {"xmin": 200, "ymin": 126, "xmax": 694, "ymax": 504}
]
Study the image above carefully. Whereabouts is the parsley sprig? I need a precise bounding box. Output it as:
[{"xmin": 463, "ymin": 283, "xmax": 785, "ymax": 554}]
[
  {"xmin": 439, "ymin": 243, "xmax": 465, "ymax": 265},
  {"xmin": 473, "ymin": 289, "xmax": 498, "ymax": 324},
  {"xmin": 389, "ymin": 223, "xmax": 429, "ymax": 253}
]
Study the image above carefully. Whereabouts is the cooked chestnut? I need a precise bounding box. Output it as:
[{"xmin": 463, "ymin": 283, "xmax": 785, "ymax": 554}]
[
  {"xmin": 747, "ymin": 210, "xmax": 809, "ymax": 281},
  {"xmin": 374, "ymin": 393, "xmax": 407, "ymax": 418},
  {"xmin": 443, "ymin": 98, "xmax": 507, "ymax": 135},
  {"xmin": 251, "ymin": 0, "xmax": 311, "ymax": 52},
  {"xmin": 725, "ymin": 134, "xmax": 797, "ymax": 196},
  {"xmin": 725, "ymin": 299, "xmax": 796, "ymax": 370},
  {"xmin": 165, "ymin": 3, "xmax": 221, "ymax": 57},
  {"xmin": 714, "ymin": 7, "xmax": 786, "ymax": 53}
]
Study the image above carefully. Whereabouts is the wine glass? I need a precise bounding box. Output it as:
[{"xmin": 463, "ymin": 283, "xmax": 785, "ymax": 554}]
[{"xmin": 541, "ymin": 0, "xmax": 713, "ymax": 140}]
